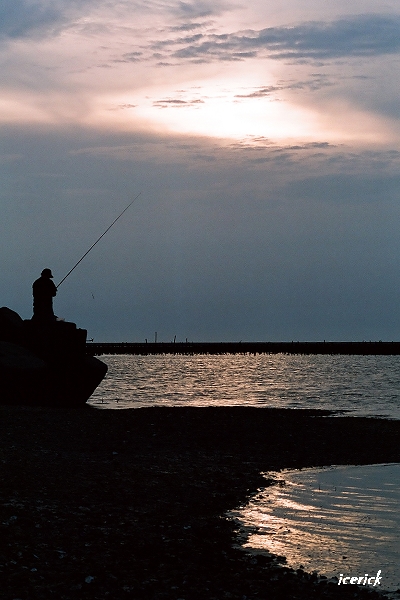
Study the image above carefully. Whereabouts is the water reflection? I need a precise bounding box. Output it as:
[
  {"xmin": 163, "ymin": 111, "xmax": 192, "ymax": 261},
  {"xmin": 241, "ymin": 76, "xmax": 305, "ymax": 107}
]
[
  {"xmin": 230, "ymin": 463, "xmax": 400, "ymax": 592},
  {"xmin": 90, "ymin": 353, "xmax": 400, "ymax": 419}
]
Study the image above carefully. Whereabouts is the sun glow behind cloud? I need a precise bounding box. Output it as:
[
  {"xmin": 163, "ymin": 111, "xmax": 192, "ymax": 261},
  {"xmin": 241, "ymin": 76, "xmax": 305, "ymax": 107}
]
[
  {"xmin": 90, "ymin": 78, "xmax": 396, "ymax": 146},
  {"xmin": 141, "ymin": 90, "xmax": 318, "ymax": 141},
  {"xmin": 94, "ymin": 84, "xmax": 319, "ymax": 141},
  {"xmin": 1, "ymin": 4, "xmax": 399, "ymax": 147}
]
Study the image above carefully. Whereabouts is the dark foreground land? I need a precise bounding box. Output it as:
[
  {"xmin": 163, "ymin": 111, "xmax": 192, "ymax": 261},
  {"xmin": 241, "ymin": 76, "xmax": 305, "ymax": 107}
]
[{"xmin": 1, "ymin": 406, "xmax": 400, "ymax": 600}]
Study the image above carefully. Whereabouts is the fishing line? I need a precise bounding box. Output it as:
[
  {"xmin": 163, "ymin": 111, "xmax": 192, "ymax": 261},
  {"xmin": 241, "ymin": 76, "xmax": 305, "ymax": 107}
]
[{"xmin": 57, "ymin": 192, "xmax": 142, "ymax": 288}]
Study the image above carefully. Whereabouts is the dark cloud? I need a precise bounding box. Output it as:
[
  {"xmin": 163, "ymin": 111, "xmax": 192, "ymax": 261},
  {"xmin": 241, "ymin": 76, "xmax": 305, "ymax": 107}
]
[
  {"xmin": 146, "ymin": 14, "xmax": 400, "ymax": 64},
  {"xmin": 255, "ymin": 14, "xmax": 400, "ymax": 60},
  {"xmin": 153, "ymin": 98, "xmax": 205, "ymax": 108},
  {"xmin": 170, "ymin": 1, "xmax": 225, "ymax": 19},
  {"xmin": 234, "ymin": 74, "xmax": 334, "ymax": 99},
  {"xmin": 234, "ymin": 85, "xmax": 280, "ymax": 98},
  {"xmin": 0, "ymin": 1, "xmax": 61, "ymax": 38},
  {"xmin": 117, "ymin": 51, "xmax": 143, "ymax": 63},
  {"xmin": 0, "ymin": 0, "xmax": 93, "ymax": 39},
  {"xmin": 107, "ymin": 104, "xmax": 138, "ymax": 112},
  {"xmin": 169, "ymin": 21, "xmax": 212, "ymax": 32},
  {"xmin": 277, "ymin": 142, "xmax": 333, "ymax": 151}
]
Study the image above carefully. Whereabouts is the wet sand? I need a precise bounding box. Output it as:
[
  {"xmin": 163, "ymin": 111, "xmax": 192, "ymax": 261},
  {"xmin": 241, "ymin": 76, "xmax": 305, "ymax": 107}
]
[{"xmin": 1, "ymin": 405, "xmax": 399, "ymax": 599}]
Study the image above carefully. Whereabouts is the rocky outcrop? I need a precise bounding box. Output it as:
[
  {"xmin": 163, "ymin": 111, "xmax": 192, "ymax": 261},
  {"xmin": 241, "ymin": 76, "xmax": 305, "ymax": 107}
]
[{"xmin": 0, "ymin": 307, "xmax": 107, "ymax": 406}]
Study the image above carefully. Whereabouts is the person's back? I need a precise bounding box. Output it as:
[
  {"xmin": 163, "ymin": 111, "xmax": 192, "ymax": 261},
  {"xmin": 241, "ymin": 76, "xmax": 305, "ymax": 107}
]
[{"xmin": 32, "ymin": 268, "xmax": 57, "ymax": 323}]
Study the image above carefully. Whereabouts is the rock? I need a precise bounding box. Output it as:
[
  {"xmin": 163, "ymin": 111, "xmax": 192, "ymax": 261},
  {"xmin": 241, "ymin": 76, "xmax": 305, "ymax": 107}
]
[
  {"xmin": 0, "ymin": 307, "xmax": 107, "ymax": 407},
  {"xmin": 0, "ymin": 307, "xmax": 24, "ymax": 344},
  {"xmin": 0, "ymin": 341, "xmax": 49, "ymax": 404}
]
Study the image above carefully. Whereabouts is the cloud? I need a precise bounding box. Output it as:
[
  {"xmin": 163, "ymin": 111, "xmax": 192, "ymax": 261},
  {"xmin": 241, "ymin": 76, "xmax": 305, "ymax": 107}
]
[
  {"xmin": 255, "ymin": 14, "xmax": 400, "ymax": 60},
  {"xmin": 0, "ymin": 0, "xmax": 89, "ymax": 40},
  {"xmin": 3, "ymin": 3, "xmax": 400, "ymax": 69},
  {"xmin": 140, "ymin": 14, "xmax": 400, "ymax": 65},
  {"xmin": 169, "ymin": 20, "xmax": 213, "ymax": 32},
  {"xmin": 153, "ymin": 97, "xmax": 205, "ymax": 108},
  {"xmin": 233, "ymin": 74, "xmax": 334, "ymax": 99},
  {"xmin": 169, "ymin": 0, "xmax": 227, "ymax": 19},
  {"xmin": 0, "ymin": 0, "xmax": 231, "ymax": 43}
]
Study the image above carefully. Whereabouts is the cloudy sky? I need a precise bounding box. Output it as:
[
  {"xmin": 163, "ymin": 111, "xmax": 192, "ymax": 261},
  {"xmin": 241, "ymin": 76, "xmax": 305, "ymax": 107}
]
[{"xmin": 1, "ymin": 0, "xmax": 400, "ymax": 342}]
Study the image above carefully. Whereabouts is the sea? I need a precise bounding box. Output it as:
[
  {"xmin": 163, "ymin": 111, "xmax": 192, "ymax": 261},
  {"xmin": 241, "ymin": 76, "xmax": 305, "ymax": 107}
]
[
  {"xmin": 90, "ymin": 353, "xmax": 400, "ymax": 593},
  {"xmin": 89, "ymin": 353, "xmax": 400, "ymax": 419}
]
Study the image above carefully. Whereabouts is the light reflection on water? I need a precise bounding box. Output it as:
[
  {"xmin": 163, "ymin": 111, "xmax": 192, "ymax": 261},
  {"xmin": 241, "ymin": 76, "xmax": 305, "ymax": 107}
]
[
  {"xmin": 230, "ymin": 464, "xmax": 400, "ymax": 592},
  {"xmin": 90, "ymin": 353, "xmax": 400, "ymax": 418}
]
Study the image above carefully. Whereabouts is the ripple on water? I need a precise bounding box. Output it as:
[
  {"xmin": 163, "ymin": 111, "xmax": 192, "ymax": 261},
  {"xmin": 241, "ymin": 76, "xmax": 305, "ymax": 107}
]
[
  {"xmin": 230, "ymin": 463, "xmax": 400, "ymax": 592},
  {"xmin": 90, "ymin": 353, "xmax": 400, "ymax": 419}
]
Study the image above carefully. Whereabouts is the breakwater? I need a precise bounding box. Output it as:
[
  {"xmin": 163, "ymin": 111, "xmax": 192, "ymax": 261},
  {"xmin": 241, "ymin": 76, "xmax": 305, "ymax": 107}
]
[{"xmin": 86, "ymin": 341, "xmax": 400, "ymax": 356}]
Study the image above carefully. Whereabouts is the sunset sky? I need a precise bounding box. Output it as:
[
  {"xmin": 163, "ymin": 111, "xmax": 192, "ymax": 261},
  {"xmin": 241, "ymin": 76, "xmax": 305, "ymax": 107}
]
[{"xmin": 2, "ymin": 1, "xmax": 400, "ymax": 341}]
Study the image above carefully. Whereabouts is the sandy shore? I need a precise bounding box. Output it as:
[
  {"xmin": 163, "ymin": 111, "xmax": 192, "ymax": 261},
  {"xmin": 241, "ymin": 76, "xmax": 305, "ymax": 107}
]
[{"xmin": 1, "ymin": 405, "xmax": 399, "ymax": 599}]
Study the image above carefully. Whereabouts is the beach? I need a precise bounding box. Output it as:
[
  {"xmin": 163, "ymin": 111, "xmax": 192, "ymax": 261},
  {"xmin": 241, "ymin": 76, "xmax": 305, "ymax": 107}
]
[{"xmin": 1, "ymin": 406, "xmax": 399, "ymax": 599}]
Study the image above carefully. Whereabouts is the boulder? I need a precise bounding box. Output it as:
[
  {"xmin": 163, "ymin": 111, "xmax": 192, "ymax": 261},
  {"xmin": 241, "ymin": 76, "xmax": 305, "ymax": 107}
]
[
  {"xmin": 0, "ymin": 306, "xmax": 24, "ymax": 344},
  {"xmin": 0, "ymin": 308, "xmax": 107, "ymax": 406},
  {"xmin": 0, "ymin": 341, "xmax": 49, "ymax": 404}
]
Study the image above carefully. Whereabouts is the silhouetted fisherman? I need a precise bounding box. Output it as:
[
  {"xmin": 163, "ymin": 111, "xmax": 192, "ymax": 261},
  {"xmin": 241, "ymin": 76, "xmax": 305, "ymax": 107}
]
[{"xmin": 32, "ymin": 268, "xmax": 57, "ymax": 323}]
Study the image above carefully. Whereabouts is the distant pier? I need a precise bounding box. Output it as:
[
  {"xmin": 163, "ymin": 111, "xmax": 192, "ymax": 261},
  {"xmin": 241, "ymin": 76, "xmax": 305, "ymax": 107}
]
[{"xmin": 87, "ymin": 341, "xmax": 400, "ymax": 356}]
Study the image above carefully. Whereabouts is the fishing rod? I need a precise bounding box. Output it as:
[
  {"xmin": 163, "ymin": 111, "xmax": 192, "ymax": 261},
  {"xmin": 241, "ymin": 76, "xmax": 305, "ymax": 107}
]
[{"xmin": 57, "ymin": 192, "xmax": 142, "ymax": 288}]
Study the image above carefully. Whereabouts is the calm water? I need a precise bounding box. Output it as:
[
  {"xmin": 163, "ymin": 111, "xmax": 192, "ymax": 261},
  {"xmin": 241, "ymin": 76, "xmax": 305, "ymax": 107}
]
[
  {"xmin": 231, "ymin": 463, "xmax": 400, "ymax": 592},
  {"xmin": 89, "ymin": 353, "xmax": 400, "ymax": 419}
]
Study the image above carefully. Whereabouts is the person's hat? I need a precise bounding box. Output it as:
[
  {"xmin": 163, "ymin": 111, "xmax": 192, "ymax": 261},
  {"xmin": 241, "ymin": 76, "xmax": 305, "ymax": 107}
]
[{"xmin": 41, "ymin": 268, "xmax": 53, "ymax": 278}]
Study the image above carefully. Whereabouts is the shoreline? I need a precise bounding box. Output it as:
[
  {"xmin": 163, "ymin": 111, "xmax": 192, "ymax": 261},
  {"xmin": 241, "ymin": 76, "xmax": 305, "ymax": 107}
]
[
  {"xmin": 87, "ymin": 341, "xmax": 400, "ymax": 356},
  {"xmin": 1, "ymin": 406, "xmax": 399, "ymax": 599}
]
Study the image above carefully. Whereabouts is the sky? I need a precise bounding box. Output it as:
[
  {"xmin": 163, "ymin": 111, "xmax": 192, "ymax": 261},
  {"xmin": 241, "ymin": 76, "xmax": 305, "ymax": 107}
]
[{"xmin": 1, "ymin": 0, "xmax": 400, "ymax": 342}]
